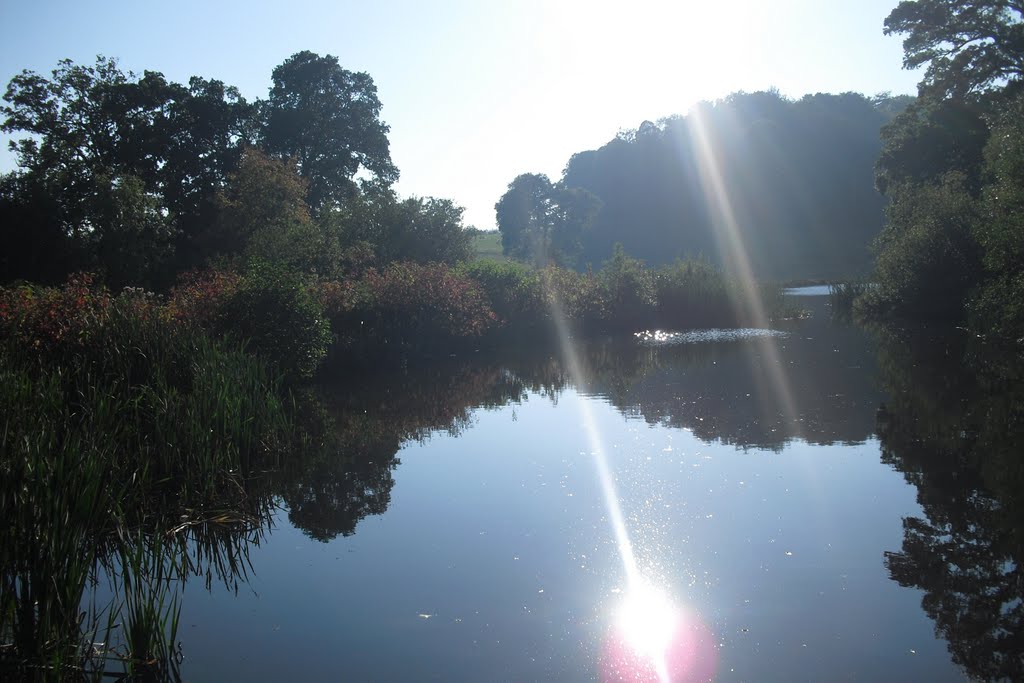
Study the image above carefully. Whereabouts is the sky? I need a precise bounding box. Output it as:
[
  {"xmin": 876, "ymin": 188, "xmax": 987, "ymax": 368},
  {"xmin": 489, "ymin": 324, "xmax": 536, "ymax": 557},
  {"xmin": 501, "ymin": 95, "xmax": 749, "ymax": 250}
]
[{"xmin": 0, "ymin": 0, "xmax": 923, "ymax": 230}]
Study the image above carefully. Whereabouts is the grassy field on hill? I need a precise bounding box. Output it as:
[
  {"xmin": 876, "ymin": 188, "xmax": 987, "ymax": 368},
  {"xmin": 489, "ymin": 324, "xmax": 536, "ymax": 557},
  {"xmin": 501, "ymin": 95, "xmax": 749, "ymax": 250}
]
[{"xmin": 472, "ymin": 231, "xmax": 506, "ymax": 261}]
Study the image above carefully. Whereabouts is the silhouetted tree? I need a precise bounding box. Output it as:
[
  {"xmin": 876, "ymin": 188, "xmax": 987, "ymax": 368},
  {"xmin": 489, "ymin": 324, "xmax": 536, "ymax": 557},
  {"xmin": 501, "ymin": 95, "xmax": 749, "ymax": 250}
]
[
  {"xmin": 495, "ymin": 173, "xmax": 601, "ymax": 267},
  {"xmin": 210, "ymin": 148, "xmax": 340, "ymax": 276},
  {"xmin": 327, "ymin": 187, "xmax": 474, "ymax": 265},
  {"xmin": 1, "ymin": 57, "xmax": 253, "ymax": 286},
  {"xmin": 261, "ymin": 51, "xmax": 398, "ymax": 213},
  {"xmin": 552, "ymin": 91, "xmax": 903, "ymax": 279},
  {"xmin": 861, "ymin": 2, "xmax": 1024, "ymax": 332},
  {"xmin": 884, "ymin": 0, "xmax": 1024, "ymax": 99}
]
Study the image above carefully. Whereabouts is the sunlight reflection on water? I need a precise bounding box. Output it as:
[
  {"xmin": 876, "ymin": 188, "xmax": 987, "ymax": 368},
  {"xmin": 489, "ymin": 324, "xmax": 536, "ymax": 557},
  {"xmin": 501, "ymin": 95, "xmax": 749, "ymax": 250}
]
[
  {"xmin": 603, "ymin": 586, "xmax": 718, "ymax": 683},
  {"xmin": 635, "ymin": 328, "xmax": 788, "ymax": 346}
]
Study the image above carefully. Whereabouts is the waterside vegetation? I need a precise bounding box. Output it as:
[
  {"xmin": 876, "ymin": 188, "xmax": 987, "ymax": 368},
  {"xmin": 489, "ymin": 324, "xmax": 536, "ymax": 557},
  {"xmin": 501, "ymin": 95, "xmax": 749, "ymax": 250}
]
[
  {"xmin": 849, "ymin": 1, "xmax": 1024, "ymax": 341},
  {"xmin": 4, "ymin": 0, "xmax": 1024, "ymax": 676}
]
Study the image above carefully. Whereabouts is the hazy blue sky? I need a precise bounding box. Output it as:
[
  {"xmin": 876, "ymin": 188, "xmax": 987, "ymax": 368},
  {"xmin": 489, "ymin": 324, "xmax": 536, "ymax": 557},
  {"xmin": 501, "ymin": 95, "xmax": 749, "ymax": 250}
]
[{"xmin": 0, "ymin": 0, "xmax": 922, "ymax": 229}]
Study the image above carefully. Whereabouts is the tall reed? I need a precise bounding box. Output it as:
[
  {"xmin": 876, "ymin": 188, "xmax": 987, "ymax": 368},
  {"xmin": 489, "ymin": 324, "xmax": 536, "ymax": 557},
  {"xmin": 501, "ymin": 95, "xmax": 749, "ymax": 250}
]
[{"xmin": 1, "ymin": 285, "xmax": 294, "ymax": 677}]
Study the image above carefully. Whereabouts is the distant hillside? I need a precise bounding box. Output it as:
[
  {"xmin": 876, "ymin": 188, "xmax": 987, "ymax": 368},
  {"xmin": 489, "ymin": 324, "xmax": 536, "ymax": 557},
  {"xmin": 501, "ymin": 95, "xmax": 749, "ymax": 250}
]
[{"xmin": 500, "ymin": 91, "xmax": 914, "ymax": 281}]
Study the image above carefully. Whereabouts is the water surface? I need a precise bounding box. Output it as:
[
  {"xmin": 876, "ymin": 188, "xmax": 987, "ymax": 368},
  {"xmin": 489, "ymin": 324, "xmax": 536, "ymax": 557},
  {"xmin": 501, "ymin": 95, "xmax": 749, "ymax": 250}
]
[{"xmin": 172, "ymin": 292, "xmax": 1023, "ymax": 681}]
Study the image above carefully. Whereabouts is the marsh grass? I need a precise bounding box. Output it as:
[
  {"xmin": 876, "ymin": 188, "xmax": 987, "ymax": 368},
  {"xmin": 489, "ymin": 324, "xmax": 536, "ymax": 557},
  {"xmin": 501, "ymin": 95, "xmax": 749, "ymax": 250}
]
[
  {"xmin": 0, "ymin": 293, "xmax": 294, "ymax": 678},
  {"xmin": 111, "ymin": 531, "xmax": 183, "ymax": 679},
  {"xmin": 829, "ymin": 281, "xmax": 870, "ymax": 320}
]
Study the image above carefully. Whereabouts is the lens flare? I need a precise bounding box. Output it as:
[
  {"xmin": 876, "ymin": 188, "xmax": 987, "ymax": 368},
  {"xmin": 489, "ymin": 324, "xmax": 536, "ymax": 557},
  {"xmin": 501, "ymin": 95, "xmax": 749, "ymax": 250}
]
[
  {"xmin": 603, "ymin": 599, "xmax": 718, "ymax": 683},
  {"xmin": 540, "ymin": 275, "xmax": 717, "ymax": 682},
  {"xmin": 616, "ymin": 580, "xmax": 677, "ymax": 661},
  {"xmin": 684, "ymin": 105, "xmax": 801, "ymax": 436}
]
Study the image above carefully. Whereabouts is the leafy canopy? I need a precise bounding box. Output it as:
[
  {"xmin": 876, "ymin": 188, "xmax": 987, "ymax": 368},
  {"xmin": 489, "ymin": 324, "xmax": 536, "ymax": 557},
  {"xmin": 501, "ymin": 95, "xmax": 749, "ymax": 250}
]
[
  {"xmin": 885, "ymin": 1, "xmax": 1024, "ymax": 98},
  {"xmin": 262, "ymin": 51, "xmax": 398, "ymax": 212}
]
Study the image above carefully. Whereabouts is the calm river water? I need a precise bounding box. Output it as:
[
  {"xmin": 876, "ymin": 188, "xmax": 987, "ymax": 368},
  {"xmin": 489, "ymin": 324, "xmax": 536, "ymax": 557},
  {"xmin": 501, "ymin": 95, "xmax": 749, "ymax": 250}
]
[{"xmin": 174, "ymin": 290, "xmax": 1023, "ymax": 681}]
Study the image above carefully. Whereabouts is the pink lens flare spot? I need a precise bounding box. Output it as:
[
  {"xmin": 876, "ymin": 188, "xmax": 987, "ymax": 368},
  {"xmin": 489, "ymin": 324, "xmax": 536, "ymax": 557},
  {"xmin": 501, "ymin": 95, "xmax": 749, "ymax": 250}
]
[{"xmin": 602, "ymin": 602, "xmax": 717, "ymax": 683}]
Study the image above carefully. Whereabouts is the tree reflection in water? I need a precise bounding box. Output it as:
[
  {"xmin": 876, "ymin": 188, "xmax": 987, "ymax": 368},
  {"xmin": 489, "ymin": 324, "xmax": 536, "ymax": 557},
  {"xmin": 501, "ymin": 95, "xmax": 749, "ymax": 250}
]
[
  {"xmin": 876, "ymin": 328, "xmax": 1024, "ymax": 681},
  {"xmin": 285, "ymin": 306, "xmax": 883, "ymax": 542}
]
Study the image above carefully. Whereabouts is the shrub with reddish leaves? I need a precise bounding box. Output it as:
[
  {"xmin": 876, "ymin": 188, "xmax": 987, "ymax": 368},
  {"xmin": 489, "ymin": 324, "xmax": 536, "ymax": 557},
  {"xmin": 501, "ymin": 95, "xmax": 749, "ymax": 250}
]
[
  {"xmin": 316, "ymin": 279, "xmax": 360, "ymax": 320},
  {"xmin": 326, "ymin": 262, "xmax": 496, "ymax": 358},
  {"xmin": 0, "ymin": 273, "xmax": 113, "ymax": 353},
  {"xmin": 166, "ymin": 268, "xmax": 243, "ymax": 330}
]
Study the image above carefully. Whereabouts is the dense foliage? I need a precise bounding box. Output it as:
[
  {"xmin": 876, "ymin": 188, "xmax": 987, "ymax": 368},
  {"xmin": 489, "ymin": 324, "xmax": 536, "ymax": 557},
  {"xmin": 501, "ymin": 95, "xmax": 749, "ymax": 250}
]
[
  {"xmin": 498, "ymin": 91, "xmax": 911, "ymax": 280},
  {"xmin": 859, "ymin": 1, "xmax": 1024, "ymax": 340},
  {"xmin": 0, "ymin": 54, "xmax": 471, "ymax": 289},
  {"xmin": 0, "ymin": 277, "xmax": 294, "ymax": 676},
  {"xmin": 884, "ymin": 1, "xmax": 1024, "ymax": 99}
]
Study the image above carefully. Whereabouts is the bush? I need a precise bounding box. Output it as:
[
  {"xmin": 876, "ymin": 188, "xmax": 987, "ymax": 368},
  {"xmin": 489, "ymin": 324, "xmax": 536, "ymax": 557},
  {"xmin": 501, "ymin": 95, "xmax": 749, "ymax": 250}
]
[
  {"xmin": 325, "ymin": 261, "xmax": 496, "ymax": 359},
  {"xmin": 858, "ymin": 173, "xmax": 982, "ymax": 321},
  {"xmin": 539, "ymin": 265, "xmax": 606, "ymax": 331},
  {"xmin": 217, "ymin": 261, "xmax": 331, "ymax": 380},
  {"xmin": 459, "ymin": 259, "xmax": 546, "ymax": 331},
  {"xmin": 599, "ymin": 245, "xmax": 657, "ymax": 330},
  {"xmin": 0, "ymin": 273, "xmax": 112, "ymax": 353},
  {"xmin": 654, "ymin": 258, "xmax": 733, "ymax": 327},
  {"xmin": 166, "ymin": 267, "xmax": 242, "ymax": 330}
]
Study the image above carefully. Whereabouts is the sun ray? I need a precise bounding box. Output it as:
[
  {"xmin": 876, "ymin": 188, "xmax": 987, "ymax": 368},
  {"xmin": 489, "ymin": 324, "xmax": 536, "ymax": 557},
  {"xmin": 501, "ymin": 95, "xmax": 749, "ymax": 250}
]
[
  {"xmin": 684, "ymin": 105, "xmax": 802, "ymax": 437},
  {"xmin": 541, "ymin": 275, "xmax": 708, "ymax": 683}
]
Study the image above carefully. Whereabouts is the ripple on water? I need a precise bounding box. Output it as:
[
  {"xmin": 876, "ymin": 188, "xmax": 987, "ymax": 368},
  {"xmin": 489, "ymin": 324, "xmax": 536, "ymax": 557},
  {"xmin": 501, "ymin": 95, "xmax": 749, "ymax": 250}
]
[{"xmin": 634, "ymin": 328, "xmax": 788, "ymax": 346}]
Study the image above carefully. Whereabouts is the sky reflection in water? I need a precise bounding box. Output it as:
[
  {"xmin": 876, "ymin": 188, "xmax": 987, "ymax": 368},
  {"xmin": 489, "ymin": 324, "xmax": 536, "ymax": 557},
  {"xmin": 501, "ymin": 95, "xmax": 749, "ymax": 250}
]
[{"xmin": 172, "ymin": 297, "xmax": 974, "ymax": 681}]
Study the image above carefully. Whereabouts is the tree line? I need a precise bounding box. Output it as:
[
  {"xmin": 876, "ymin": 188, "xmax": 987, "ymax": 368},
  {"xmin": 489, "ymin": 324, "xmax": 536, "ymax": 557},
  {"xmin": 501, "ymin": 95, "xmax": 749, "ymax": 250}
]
[
  {"xmin": 497, "ymin": 90, "xmax": 913, "ymax": 280},
  {"xmin": 0, "ymin": 51, "xmax": 473, "ymax": 290},
  {"xmin": 858, "ymin": 0, "xmax": 1024, "ymax": 340}
]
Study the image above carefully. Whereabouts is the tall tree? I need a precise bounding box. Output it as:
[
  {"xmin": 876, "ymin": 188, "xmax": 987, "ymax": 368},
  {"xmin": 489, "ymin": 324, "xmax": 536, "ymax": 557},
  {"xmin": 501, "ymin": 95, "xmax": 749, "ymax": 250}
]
[
  {"xmin": 865, "ymin": 2, "xmax": 1024, "ymax": 328},
  {"xmin": 326, "ymin": 187, "xmax": 473, "ymax": 265},
  {"xmin": 261, "ymin": 51, "xmax": 398, "ymax": 212},
  {"xmin": 1, "ymin": 57, "xmax": 254, "ymax": 285},
  {"xmin": 554, "ymin": 91, "xmax": 902, "ymax": 279},
  {"xmin": 884, "ymin": 0, "xmax": 1024, "ymax": 99},
  {"xmin": 495, "ymin": 173, "xmax": 600, "ymax": 267},
  {"xmin": 212, "ymin": 147, "xmax": 339, "ymax": 277}
]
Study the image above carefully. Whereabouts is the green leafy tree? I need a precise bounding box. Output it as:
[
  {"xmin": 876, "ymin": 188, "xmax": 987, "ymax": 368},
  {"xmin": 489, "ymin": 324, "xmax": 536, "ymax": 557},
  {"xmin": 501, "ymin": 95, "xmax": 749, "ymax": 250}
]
[
  {"xmin": 156, "ymin": 75, "xmax": 256, "ymax": 270},
  {"xmin": 326, "ymin": 188, "xmax": 473, "ymax": 265},
  {"xmin": 977, "ymin": 92, "xmax": 1024, "ymax": 275},
  {"xmin": 1, "ymin": 57, "xmax": 254, "ymax": 285},
  {"xmin": 865, "ymin": 1, "xmax": 1024, "ymax": 329},
  {"xmin": 875, "ymin": 98, "xmax": 990, "ymax": 195},
  {"xmin": 969, "ymin": 91, "xmax": 1024, "ymax": 337},
  {"xmin": 860, "ymin": 172, "xmax": 982, "ymax": 320},
  {"xmin": 884, "ymin": 1, "xmax": 1024, "ymax": 99},
  {"xmin": 212, "ymin": 148, "xmax": 339, "ymax": 277},
  {"xmin": 0, "ymin": 171, "xmax": 76, "ymax": 284},
  {"xmin": 88, "ymin": 173, "xmax": 176, "ymax": 289},
  {"xmin": 495, "ymin": 173, "xmax": 600, "ymax": 267},
  {"xmin": 261, "ymin": 51, "xmax": 398, "ymax": 212},
  {"xmin": 558, "ymin": 91, "xmax": 902, "ymax": 279}
]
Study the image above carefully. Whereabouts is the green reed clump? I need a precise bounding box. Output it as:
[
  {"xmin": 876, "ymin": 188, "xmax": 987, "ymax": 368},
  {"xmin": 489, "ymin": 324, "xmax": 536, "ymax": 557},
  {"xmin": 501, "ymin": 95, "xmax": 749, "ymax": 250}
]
[
  {"xmin": 0, "ymin": 361, "xmax": 118, "ymax": 675},
  {"xmin": 829, "ymin": 281, "xmax": 869, "ymax": 319},
  {"xmin": 654, "ymin": 257, "xmax": 736, "ymax": 328},
  {"xmin": 1, "ymin": 282, "xmax": 297, "ymax": 677},
  {"xmin": 111, "ymin": 531, "xmax": 182, "ymax": 680}
]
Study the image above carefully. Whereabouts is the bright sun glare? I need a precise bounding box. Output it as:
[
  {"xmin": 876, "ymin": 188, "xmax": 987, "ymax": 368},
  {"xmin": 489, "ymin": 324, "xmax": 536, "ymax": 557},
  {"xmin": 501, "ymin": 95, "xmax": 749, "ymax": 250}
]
[
  {"xmin": 543, "ymin": 0, "xmax": 758, "ymax": 113},
  {"xmin": 616, "ymin": 581, "xmax": 678, "ymax": 661}
]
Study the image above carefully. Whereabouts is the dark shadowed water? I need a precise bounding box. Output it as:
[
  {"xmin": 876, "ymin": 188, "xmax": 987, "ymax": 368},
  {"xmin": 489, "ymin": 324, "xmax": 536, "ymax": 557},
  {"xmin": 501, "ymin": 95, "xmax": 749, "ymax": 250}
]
[{"xmin": 172, "ymin": 290, "xmax": 1024, "ymax": 682}]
